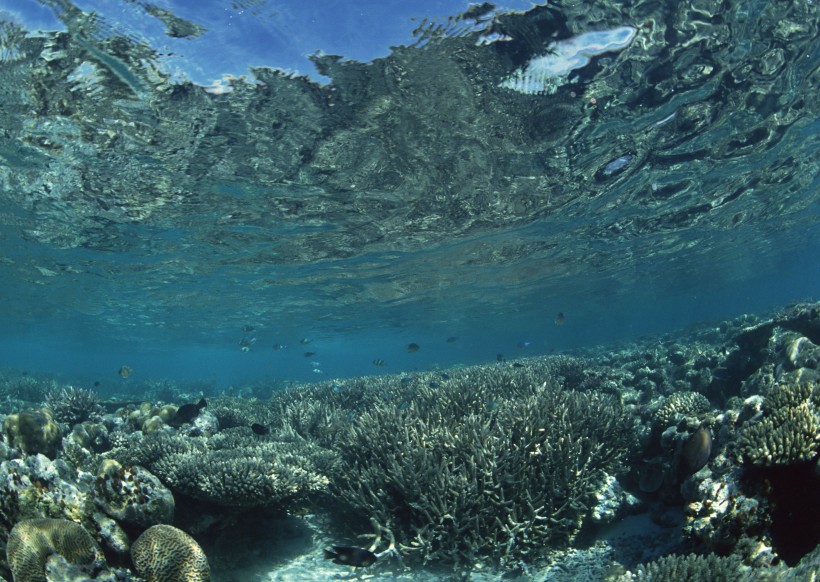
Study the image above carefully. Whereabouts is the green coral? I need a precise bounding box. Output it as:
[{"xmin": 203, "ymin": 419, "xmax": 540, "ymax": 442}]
[
  {"xmin": 2, "ymin": 408, "xmax": 62, "ymax": 459},
  {"xmin": 631, "ymin": 553, "xmax": 743, "ymax": 581},
  {"xmin": 6, "ymin": 518, "xmax": 100, "ymax": 582},
  {"xmin": 738, "ymin": 379, "xmax": 819, "ymax": 466},
  {"xmin": 131, "ymin": 524, "xmax": 210, "ymax": 582}
]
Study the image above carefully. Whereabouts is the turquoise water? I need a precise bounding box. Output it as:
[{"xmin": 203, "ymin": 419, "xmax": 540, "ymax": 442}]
[{"xmin": 0, "ymin": 0, "xmax": 817, "ymax": 388}]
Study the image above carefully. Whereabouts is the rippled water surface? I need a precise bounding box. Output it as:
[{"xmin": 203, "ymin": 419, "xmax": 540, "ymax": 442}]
[{"xmin": 0, "ymin": 0, "xmax": 817, "ymax": 382}]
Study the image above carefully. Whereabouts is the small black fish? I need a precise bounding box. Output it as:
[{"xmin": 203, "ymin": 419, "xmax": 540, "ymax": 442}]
[
  {"xmin": 304, "ymin": 351, "xmax": 316, "ymax": 357},
  {"xmin": 242, "ymin": 325, "xmax": 256, "ymax": 332},
  {"xmin": 170, "ymin": 398, "xmax": 207, "ymax": 427},
  {"xmin": 324, "ymin": 546, "xmax": 377, "ymax": 568},
  {"xmin": 406, "ymin": 342, "xmax": 420, "ymax": 353},
  {"xmin": 439, "ymin": 372, "xmax": 450, "ymax": 380},
  {"xmin": 93, "ymin": 380, "xmax": 100, "ymax": 387},
  {"xmin": 554, "ymin": 312, "xmax": 566, "ymax": 326},
  {"xmin": 446, "ymin": 336, "xmax": 459, "ymax": 343},
  {"xmin": 512, "ymin": 362, "xmax": 524, "ymax": 368},
  {"xmin": 251, "ymin": 423, "xmax": 269, "ymax": 436},
  {"xmin": 496, "ymin": 353, "xmax": 505, "ymax": 362},
  {"xmin": 428, "ymin": 381, "xmax": 440, "ymax": 388},
  {"xmin": 372, "ymin": 359, "xmax": 385, "ymax": 367}
]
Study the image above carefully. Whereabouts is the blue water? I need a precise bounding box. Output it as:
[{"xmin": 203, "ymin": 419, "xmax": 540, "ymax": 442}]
[{"xmin": 0, "ymin": 0, "xmax": 818, "ymax": 389}]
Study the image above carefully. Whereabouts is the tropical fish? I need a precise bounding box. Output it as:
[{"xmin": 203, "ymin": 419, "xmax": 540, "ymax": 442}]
[
  {"xmin": 372, "ymin": 359, "xmax": 385, "ymax": 367},
  {"xmin": 512, "ymin": 362, "xmax": 524, "ymax": 368},
  {"xmin": 446, "ymin": 336, "xmax": 459, "ymax": 343},
  {"xmin": 406, "ymin": 342, "xmax": 420, "ymax": 353},
  {"xmin": 312, "ymin": 368, "xmax": 324, "ymax": 374},
  {"xmin": 323, "ymin": 546, "xmax": 377, "ymax": 568},
  {"xmin": 304, "ymin": 351, "xmax": 316, "ymax": 357},
  {"xmin": 516, "ymin": 341, "xmax": 531, "ymax": 349},
  {"xmin": 681, "ymin": 425, "xmax": 712, "ymax": 475},
  {"xmin": 300, "ymin": 338, "xmax": 312, "ymax": 345},
  {"xmin": 242, "ymin": 325, "xmax": 256, "ymax": 332},
  {"xmin": 554, "ymin": 312, "xmax": 566, "ymax": 326},
  {"xmin": 428, "ymin": 381, "xmax": 440, "ymax": 388},
  {"xmin": 439, "ymin": 372, "xmax": 450, "ymax": 380},
  {"xmin": 251, "ymin": 423, "xmax": 269, "ymax": 435},
  {"xmin": 496, "ymin": 353, "xmax": 505, "ymax": 362},
  {"xmin": 272, "ymin": 343, "xmax": 287, "ymax": 350},
  {"xmin": 170, "ymin": 398, "xmax": 207, "ymax": 427},
  {"xmin": 118, "ymin": 365, "xmax": 133, "ymax": 378}
]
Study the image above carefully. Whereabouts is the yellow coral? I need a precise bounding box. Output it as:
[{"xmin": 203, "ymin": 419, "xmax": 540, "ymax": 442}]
[
  {"xmin": 131, "ymin": 524, "xmax": 210, "ymax": 582},
  {"xmin": 6, "ymin": 518, "xmax": 99, "ymax": 582}
]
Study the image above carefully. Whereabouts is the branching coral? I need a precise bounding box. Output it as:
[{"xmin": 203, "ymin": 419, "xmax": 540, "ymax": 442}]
[
  {"xmin": 738, "ymin": 379, "xmax": 819, "ymax": 466},
  {"xmin": 328, "ymin": 377, "xmax": 635, "ymax": 567},
  {"xmin": 44, "ymin": 386, "xmax": 103, "ymax": 426}
]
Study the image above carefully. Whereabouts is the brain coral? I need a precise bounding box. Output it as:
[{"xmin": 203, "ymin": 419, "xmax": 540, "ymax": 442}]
[
  {"xmin": 6, "ymin": 518, "xmax": 99, "ymax": 582},
  {"xmin": 131, "ymin": 524, "xmax": 210, "ymax": 582}
]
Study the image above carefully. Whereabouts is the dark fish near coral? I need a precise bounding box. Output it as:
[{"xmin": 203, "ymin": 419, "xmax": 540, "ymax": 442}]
[
  {"xmin": 512, "ymin": 362, "xmax": 524, "ymax": 368},
  {"xmin": 118, "ymin": 365, "xmax": 133, "ymax": 378},
  {"xmin": 239, "ymin": 336, "xmax": 256, "ymax": 347},
  {"xmin": 406, "ymin": 342, "xmax": 420, "ymax": 353},
  {"xmin": 681, "ymin": 425, "xmax": 712, "ymax": 475},
  {"xmin": 251, "ymin": 423, "xmax": 269, "ymax": 435},
  {"xmin": 324, "ymin": 546, "xmax": 377, "ymax": 567},
  {"xmin": 554, "ymin": 312, "xmax": 566, "ymax": 326},
  {"xmin": 496, "ymin": 353, "xmax": 505, "ymax": 362},
  {"xmin": 372, "ymin": 359, "xmax": 385, "ymax": 367},
  {"xmin": 170, "ymin": 398, "xmax": 207, "ymax": 427}
]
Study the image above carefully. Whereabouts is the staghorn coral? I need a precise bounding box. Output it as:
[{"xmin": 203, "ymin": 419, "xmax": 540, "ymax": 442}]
[
  {"xmin": 131, "ymin": 524, "xmax": 210, "ymax": 582},
  {"xmin": 737, "ymin": 378, "xmax": 819, "ymax": 466},
  {"xmin": 6, "ymin": 518, "xmax": 100, "ymax": 582},
  {"xmin": 44, "ymin": 386, "xmax": 103, "ymax": 426},
  {"xmin": 328, "ymin": 376, "xmax": 635, "ymax": 567},
  {"xmin": 629, "ymin": 552, "xmax": 744, "ymax": 581}
]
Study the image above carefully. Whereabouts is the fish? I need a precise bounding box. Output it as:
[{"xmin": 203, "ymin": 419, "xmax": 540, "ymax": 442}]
[
  {"xmin": 512, "ymin": 362, "xmax": 524, "ymax": 368},
  {"xmin": 681, "ymin": 425, "xmax": 712, "ymax": 475},
  {"xmin": 170, "ymin": 398, "xmax": 207, "ymax": 427},
  {"xmin": 428, "ymin": 381, "xmax": 440, "ymax": 388},
  {"xmin": 446, "ymin": 336, "xmax": 459, "ymax": 343},
  {"xmin": 496, "ymin": 353, "xmax": 505, "ymax": 362},
  {"xmin": 400, "ymin": 377, "xmax": 413, "ymax": 384},
  {"xmin": 312, "ymin": 368, "xmax": 324, "ymax": 374},
  {"xmin": 250, "ymin": 423, "xmax": 269, "ymax": 435},
  {"xmin": 439, "ymin": 372, "xmax": 450, "ymax": 380},
  {"xmin": 118, "ymin": 365, "xmax": 133, "ymax": 378},
  {"xmin": 272, "ymin": 343, "xmax": 287, "ymax": 350},
  {"xmin": 304, "ymin": 351, "xmax": 316, "ymax": 357},
  {"xmin": 372, "ymin": 359, "xmax": 385, "ymax": 367},
  {"xmin": 242, "ymin": 325, "xmax": 256, "ymax": 332},
  {"xmin": 406, "ymin": 342, "xmax": 420, "ymax": 353},
  {"xmin": 239, "ymin": 336, "xmax": 256, "ymax": 347},
  {"xmin": 300, "ymin": 338, "xmax": 312, "ymax": 345},
  {"xmin": 554, "ymin": 312, "xmax": 566, "ymax": 326},
  {"xmin": 323, "ymin": 546, "xmax": 377, "ymax": 568},
  {"xmin": 516, "ymin": 341, "xmax": 531, "ymax": 349}
]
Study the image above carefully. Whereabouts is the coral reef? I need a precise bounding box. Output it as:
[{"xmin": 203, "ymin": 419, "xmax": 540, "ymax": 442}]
[
  {"xmin": 737, "ymin": 376, "xmax": 819, "ymax": 466},
  {"xmin": 6, "ymin": 518, "xmax": 101, "ymax": 582},
  {"xmin": 130, "ymin": 524, "xmax": 210, "ymax": 582},
  {"xmin": 323, "ymin": 373, "xmax": 636, "ymax": 567},
  {"xmin": 628, "ymin": 552, "xmax": 743, "ymax": 581},
  {"xmin": 94, "ymin": 460, "xmax": 174, "ymax": 527},
  {"xmin": 45, "ymin": 387, "xmax": 104, "ymax": 426},
  {"xmin": 107, "ymin": 430, "xmax": 334, "ymax": 508},
  {"xmin": 3, "ymin": 408, "xmax": 62, "ymax": 459}
]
